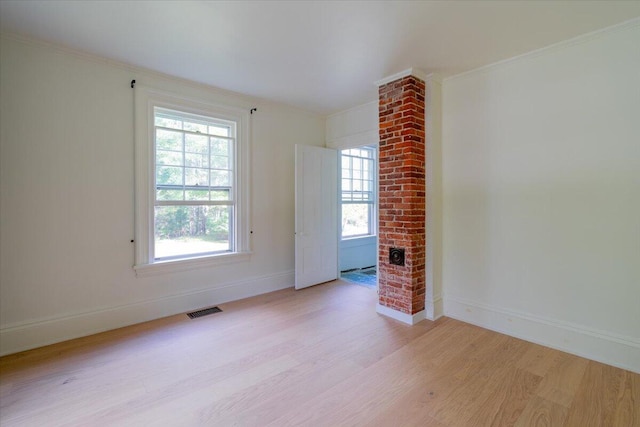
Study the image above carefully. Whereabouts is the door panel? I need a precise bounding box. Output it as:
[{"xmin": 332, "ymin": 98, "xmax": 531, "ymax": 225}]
[{"xmin": 295, "ymin": 145, "xmax": 338, "ymax": 289}]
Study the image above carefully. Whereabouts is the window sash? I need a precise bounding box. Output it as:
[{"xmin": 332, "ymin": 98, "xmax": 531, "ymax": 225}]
[
  {"xmin": 154, "ymin": 204, "xmax": 235, "ymax": 260},
  {"xmin": 154, "ymin": 107, "xmax": 236, "ymax": 205},
  {"xmin": 341, "ymin": 202, "xmax": 375, "ymax": 238},
  {"xmin": 341, "ymin": 148, "xmax": 375, "ymax": 203},
  {"xmin": 340, "ymin": 146, "xmax": 376, "ymax": 239},
  {"xmin": 152, "ymin": 107, "xmax": 238, "ymax": 261},
  {"xmin": 134, "ymin": 86, "xmax": 251, "ymax": 274}
]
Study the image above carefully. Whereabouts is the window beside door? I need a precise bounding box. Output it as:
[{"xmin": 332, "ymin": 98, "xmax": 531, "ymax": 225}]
[{"xmin": 341, "ymin": 146, "xmax": 376, "ymax": 239}]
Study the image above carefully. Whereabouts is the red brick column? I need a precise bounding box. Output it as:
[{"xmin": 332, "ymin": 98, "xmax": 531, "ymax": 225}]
[{"xmin": 378, "ymin": 75, "xmax": 426, "ymax": 316}]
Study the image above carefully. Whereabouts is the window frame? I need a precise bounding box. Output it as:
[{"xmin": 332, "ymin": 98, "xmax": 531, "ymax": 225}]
[
  {"xmin": 134, "ymin": 87, "xmax": 251, "ymax": 277},
  {"xmin": 340, "ymin": 146, "xmax": 377, "ymax": 240}
]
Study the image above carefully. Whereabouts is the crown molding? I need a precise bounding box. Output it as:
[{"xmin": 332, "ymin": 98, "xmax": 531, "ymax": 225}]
[
  {"xmin": 375, "ymin": 67, "xmax": 426, "ymax": 87},
  {"xmin": 375, "ymin": 68, "xmax": 444, "ymax": 87},
  {"xmin": 445, "ymin": 17, "xmax": 640, "ymax": 83}
]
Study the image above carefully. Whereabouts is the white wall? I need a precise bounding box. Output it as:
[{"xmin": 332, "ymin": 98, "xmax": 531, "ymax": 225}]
[
  {"xmin": 339, "ymin": 236, "xmax": 377, "ymax": 271},
  {"xmin": 442, "ymin": 21, "xmax": 640, "ymax": 372},
  {"xmin": 0, "ymin": 35, "xmax": 325, "ymax": 355},
  {"xmin": 326, "ymin": 101, "xmax": 378, "ymax": 151}
]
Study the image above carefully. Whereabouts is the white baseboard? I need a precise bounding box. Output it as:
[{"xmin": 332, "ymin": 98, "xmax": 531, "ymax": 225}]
[
  {"xmin": 0, "ymin": 270, "xmax": 294, "ymax": 357},
  {"xmin": 376, "ymin": 304, "xmax": 426, "ymax": 325},
  {"xmin": 425, "ymin": 294, "xmax": 444, "ymax": 321},
  {"xmin": 444, "ymin": 295, "xmax": 640, "ymax": 374}
]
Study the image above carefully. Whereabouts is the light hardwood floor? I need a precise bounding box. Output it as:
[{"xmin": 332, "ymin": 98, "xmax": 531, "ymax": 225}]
[{"xmin": 0, "ymin": 280, "xmax": 638, "ymax": 426}]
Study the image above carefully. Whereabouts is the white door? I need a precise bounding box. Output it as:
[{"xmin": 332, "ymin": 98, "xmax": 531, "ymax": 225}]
[{"xmin": 295, "ymin": 145, "xmax": 338, "ymax": 289}]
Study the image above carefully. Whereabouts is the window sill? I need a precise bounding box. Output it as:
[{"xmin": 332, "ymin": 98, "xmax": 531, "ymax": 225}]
[
  {"xmin": 341, "ymin": 235, "xmax": 376, "ymax": 242},
  {"xmin": 134, "ymin": 251, "xmax": 252, "ymax": 278},
  {"xmin": 341, "ymin": 234, "xmax": 376, "ymax": 240}
]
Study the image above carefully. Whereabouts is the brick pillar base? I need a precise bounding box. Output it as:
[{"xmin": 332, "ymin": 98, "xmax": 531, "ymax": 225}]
[{"xmin": 377, "ymin": 74, "xmax": 426, "ymax": 317}]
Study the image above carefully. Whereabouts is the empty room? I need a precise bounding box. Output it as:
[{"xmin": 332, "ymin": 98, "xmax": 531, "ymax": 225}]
[{"xmin": 1, "ymin": 1, "xmax": 639, "ymax": 426}]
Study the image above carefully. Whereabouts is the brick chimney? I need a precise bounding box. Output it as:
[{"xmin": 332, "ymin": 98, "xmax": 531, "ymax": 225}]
[{"xmin": 376, "ymin": 69, "xmax": 438, "ymax": 324}]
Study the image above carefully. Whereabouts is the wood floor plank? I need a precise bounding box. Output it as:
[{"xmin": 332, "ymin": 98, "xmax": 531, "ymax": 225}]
[
  {"xmin": 470, "ymin": 367, "xmax": 542, "ymax": 426},
  {"xmin": 612, "ymin": 370, "xmax": 640, "ymax": 427},
  {"xmin": 516, "ymin": 344, "xmax": 564, "ymax": 378},
  {"xmin": 0, "ymin": 280, "xmax": 638, "ymax": 427},
  {"xmin": 515, "ymin": 395, "xmax": 569, "ymax": 427},
  {"xmin": 533, "ymin": 352, "xmax": 589, "ymax": 408},
  {"xmin": 563, "ymin": 361, "xmax": 625, "ymax": 427}
]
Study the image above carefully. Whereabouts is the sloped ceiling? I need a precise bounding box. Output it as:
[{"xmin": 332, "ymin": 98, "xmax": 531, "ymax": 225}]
[{"xmin": 1, "ymin": 1, "xmax": 639, "ymax": 114}]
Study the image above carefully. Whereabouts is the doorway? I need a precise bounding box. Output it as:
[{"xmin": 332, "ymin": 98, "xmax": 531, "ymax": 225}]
[{"xmin": 338, "ymin": 145, "xmax": 377, "ymax": 288}]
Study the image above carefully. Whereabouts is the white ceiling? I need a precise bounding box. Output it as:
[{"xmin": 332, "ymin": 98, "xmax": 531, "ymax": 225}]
[{"xmin": 1, "ymin": 1, "xmax": 639, "ymax": 115}]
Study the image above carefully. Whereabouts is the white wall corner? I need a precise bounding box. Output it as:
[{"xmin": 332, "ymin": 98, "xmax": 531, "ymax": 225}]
[
  {"xmin": 425, "ymin": 70, "xmax": 443, "ymax": 326},
  {"xmin": 423, "ymin": 72, "xmax": 443, "ymax": 86},
  {"xmin": 376, "ymin": 303, "xmax": 426, "ymax": 325}
]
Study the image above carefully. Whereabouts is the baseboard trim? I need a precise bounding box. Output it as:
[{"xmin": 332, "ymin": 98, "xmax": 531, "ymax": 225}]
[
  {"xmin": 0, "ymin": 270, "xmax": 294, "ymax": 356},
  {"xmin": 425, "ymin": 294, "xmax": 444, "ymax": 321},
  {"xmin": 376, "ymin": 304, "xmax": 426, "ymax": 325},
  {"xmin": 444, "ymin": 295, "xmax": 640, "ymax": 374}
]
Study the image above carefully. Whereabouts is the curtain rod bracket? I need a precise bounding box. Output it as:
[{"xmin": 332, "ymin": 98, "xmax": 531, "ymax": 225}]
[
  {"xmin": 250, "ymin": 108, "xmax": 257, "ymax": 114},
  {"xmin": 131, "ymin": 79, "xmax": 136, "ymax": 89}
]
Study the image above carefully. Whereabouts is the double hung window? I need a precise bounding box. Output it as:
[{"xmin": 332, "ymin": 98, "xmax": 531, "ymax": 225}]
[
  {"xmin": 133, "ymin": 87, "xmax": 250, "ymax": 275},
  {"xmin": 154, "ymin": 108, "xmax": 236, "ymax": 260},
  {"xmin": 341, "ymin": 146, "xmax": 376, "ymax": 239}
]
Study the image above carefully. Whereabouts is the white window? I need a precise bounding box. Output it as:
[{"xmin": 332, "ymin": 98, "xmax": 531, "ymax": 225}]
[
  {"xmin": 154, "ymin": 107, "xmax": 236, "ymax": 259},
  {"xmin": 134, "ymin": 87, "xmax": 250, "ymax": 276},
  {"xmin": 341, "ymin": 146, "xmax": 376, "ymax": 239}
]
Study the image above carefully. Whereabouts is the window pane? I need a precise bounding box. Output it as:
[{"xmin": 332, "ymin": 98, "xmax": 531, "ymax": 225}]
[
  {"xmin": 185, "ymin": 189, "xmax": 209, "ymax": 201},
  {"xmin": 155, "ymin": 114, "xmax": 182, "ymax": 130},
  {"xmin": 156, "ymin": 129, "xmax": 183, "ymax": 151},
  {"xmin": 211, "ymin": 138, "xmax": 230, "ymax": 156},
  {"xmin": 185, "ymin": 168, "xmax": 209, "ymax": 186},
  {"xmin": 211, "ymin": 155, "xmax": 230, "ymax": 169},
  {"xmin": 157, "ymin": 166, "xmax": 183, "ymax": 186},
  {"xmin": 342, "ymin": 203, "xmax": 371, "ymax": 238},
  {"xmin": 154, "ymin": 205, "xmax": 232, "ymax": 259},
  {"xmin": 183, "ymin": 121, "xmax": 208, "ymax": 134},
  {"xmin": 185, "ymin": 153, "xmax": 208, "ymax": 168},
  {"xmin": 209, "ymin": 125, "xmax": 230, "ymax": 137},
  {"xmin": 185, "ymin": 134, "xmax": 208, "ymax": 154},
  {"xmin": 156, "ymin": 150, "xmax": 183, "ymax": 166},
  {"xmin": 157, "ymin": 189, "xmax": 184, "ymax": 201},
  {"xmin": 211, "ymin": 189, "xmax": 231, "ymax": 201},
  {"xmin": 211, "ymin": 170, "xmax": 231, "ymax": 186}
]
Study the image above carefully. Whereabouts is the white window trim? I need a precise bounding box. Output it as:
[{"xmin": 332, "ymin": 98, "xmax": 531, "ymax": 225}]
[
  {"xmin": 340, "ymin": 146, "xmax": 377, "ymax": 240},
  {"xmin": 133, "ymin": 86, "xmax": 251, "ymax": 277}
]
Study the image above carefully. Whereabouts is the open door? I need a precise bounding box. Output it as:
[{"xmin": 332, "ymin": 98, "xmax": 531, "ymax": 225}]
[{"xmin": 295, "ymin": 145, "xmax": 338, "ymax": 289}]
